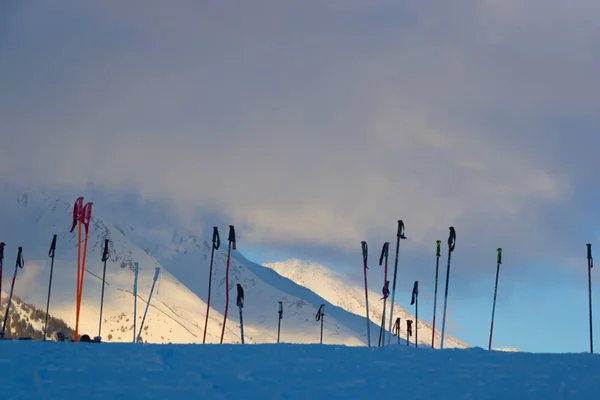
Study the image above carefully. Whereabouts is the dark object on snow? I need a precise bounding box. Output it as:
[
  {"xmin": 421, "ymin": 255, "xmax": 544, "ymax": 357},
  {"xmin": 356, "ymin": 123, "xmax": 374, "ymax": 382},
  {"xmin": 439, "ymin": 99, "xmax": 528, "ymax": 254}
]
[
  {"xmin": 80, "ymin": 334, "xmax": 92, "ymax": 342},
  {"xmin": 57, "ymin": 332, "xmax": 67, "ymax": 342}
]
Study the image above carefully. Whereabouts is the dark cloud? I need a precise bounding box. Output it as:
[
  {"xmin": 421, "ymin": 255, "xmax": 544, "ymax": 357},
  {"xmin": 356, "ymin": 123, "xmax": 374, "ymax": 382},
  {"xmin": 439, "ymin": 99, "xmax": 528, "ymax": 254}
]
[{"xmin": 1, "ymin": 1, "xmax": 599, "ymax": 285}]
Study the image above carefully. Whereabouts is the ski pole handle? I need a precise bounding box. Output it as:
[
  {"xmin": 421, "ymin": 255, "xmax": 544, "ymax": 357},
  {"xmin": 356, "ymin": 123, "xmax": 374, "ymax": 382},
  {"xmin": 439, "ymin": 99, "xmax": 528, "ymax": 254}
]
[
  {"xmin": 49, "ymin": 235, "xmax": 57, "ymax": 258},
  {"xmin": 0, "ymin": 242, "xmax": 5, "ymax": 260},
  {"xmin": 229, "ymin": 225, "xmax": 236, "ymax": 250},
  {"xmin": 153, "ymin": 267, "xmax": 160, "ymax": 281},
  {"xmin": 16, "ymin": 247, "xmax": 23, "ymax": 268},
  {"xmin": 102, "ymin": 239, "xmax": 109, "ymax": 262},
  {"xmin": 397, "ymin": 220, "xmax": 407, "ymax": 239},
  {"xmin": 448, "ymin": 227, "xmax": 456, "ymax": 252},
  {"xmin": 497, "ymin": 248, "xmax": 502, "ymax": 265},
  {"xmin": 436, "ymin": 240, "xmax": 441, "ymax": 258},
  {"xmin": 361, "ymin": 241, "xmax": 368, "ymax": 267},
  {"xmin": 213, "ymin": 227, "xmax": 221, "ymax": 250},
  {"xmin": 278, "ymin": 301, "xmax": 283, "ymax": 319},
  {"xmin": 379, "ymin": 242, "xmax": 390, "ymax": 265},
  {"xmin": 588, "ymin": 243, "xmax": 593, "ymax": 268}
]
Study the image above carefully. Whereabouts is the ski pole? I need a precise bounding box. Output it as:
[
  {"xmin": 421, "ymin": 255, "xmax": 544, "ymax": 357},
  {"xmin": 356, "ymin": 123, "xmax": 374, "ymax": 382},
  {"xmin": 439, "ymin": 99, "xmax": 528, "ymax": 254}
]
[
  {"xmin": 137, "ymin": 267, "xmax": 160, "ymax": 343},
  {"xmin": 237, "ymin": 283, "xmax": 244, "ymax": 344},
  {"xmin": 1, "ymin": 247, "xmax": 24, "ymax": 338},
  {"xmin": 203, "ymin": 227, "xmax": 220, "ymax": 344},
  {"xmin": 99, "ymin": 239, "xmax": 109, "ymax": 339},
  {"xmin": 388, "ymin": 220, "xmax": 407, "ymax": 345},
  {"xmin": 411, "ymin": 280, "xmax": 419, "ymax": 347},
  {"xmin": 316, "ymin": 304, "xmax": 325, "ymax": 344},
  {"xmin": 220, "ymin": 225, "xmax": 236, "ymax": 344},
  {"xmin": 133, "ymin": 261, "xmax": 139, "ymax": 343},
  {"xmin": 75, "ymin": 201, "xmax": 92, "ymax": 342},
  {"xmin": 488, "ymin": 248, "xmax": 502, "ymax": 351},
  {"xmin": 0, "ymin": 242, "xmax": 5, "ymax": 311},
  {"xmin": 393, "ymin": 317, "xmax": 401, "ymax": 344},
  {"xmin": 431, "ymin": 240, "xmax": 441, "ymax": 348},
  {"xmin": 361, "ymin": 241, "xmax": 371, "ymax": 347},
  {"xmin": 277, "ymin": 301, "xmax": 283, "ymax": 343},
  {"xmin": 587, "ymin": 243, "xmax": 594, "ymax": 353},
  {"xmin": 406, "ymin": 319, "xmax": 412, "ymax": 347},
  {"xmin": 440, "ymin": 227, "xmax": 456, "ymax": 349},
  {"xmin": 378, "ymin": 242, "xmax": 390, "ymax": 347},
  {"xmin": 70, "ymin": 197, "xmax": 84, "ymax": 342},
  {"xmin": 44, "ymin": 235, "xmax": 57, "ymax": 341}
]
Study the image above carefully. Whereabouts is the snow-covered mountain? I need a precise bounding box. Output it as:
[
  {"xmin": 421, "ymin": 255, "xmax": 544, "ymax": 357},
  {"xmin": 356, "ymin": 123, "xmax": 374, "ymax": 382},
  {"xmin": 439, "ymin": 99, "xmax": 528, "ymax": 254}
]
[
  {"xmin": 263, "ymin": 259, "xmax": 468, "ymax": 348},
  {"xmin": 1, "ymin": 185, "xmax": 439, "ymax": 346}
]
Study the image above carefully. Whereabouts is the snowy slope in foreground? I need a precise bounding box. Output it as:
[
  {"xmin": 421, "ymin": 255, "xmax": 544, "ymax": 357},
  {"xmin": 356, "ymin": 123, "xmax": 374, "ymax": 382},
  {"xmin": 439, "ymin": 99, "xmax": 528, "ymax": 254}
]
[
  {"xmin": 263, "ymin": 259, "xmax": 468, "ymax": 348},
  {"xmin": 2, "ymin": 342, "xmax": 599, "ymax": 399}
]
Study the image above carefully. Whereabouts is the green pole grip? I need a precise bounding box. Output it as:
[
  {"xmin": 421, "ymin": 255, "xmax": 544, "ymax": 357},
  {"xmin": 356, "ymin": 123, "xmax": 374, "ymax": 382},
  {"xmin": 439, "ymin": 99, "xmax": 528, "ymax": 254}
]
[
  {"xmin": 497, "ymin": 248, "xmax": 502, "ymax": 265},
  {"xmin": 436, "ymin": 240, "xmax": 441, "ymax": 257}
]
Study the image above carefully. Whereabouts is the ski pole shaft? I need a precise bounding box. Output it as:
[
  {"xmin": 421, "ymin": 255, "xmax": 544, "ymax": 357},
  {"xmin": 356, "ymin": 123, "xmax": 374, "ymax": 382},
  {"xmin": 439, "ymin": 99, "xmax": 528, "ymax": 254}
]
[
  {"xmin": 388, "ymin": 220, "xmax": 406, "ymax": 345},
  {"xmin": 2, "ymin": 247, "xmax": 23, "ymax": 338},
  {"xmin": 99, "ymin": 239, "xmax": 109, "ymax": 339},
  {"xmin": 44, "ymin": 235, "xmax": 57, "ymax": 341},
  {"xmin": 239, "ymin": 307, "xmax": 244, "ymax": 344},
  {"xmin": 415, "ymin": 296, "xmax": 418, "ymax": 348},
  {"xmin": 432, "ymin": 240, "xmax": 441, "ymax": 348},
  {"xmin": 220, "ymin": 225, "xmax": 236, "ymax": 344},
  {"xmin": 588, "ymin": 243, "xmax": 594, "ymax": 353},
  {"xmin": 379, "ymin": 242, "xmax": 390, "ymax": 347},
  {"xmin": 0, "ymin": 242, "xmax": 4, "ymax": 310},
  {"xmin": 440, "ymin": 227, "xmax": 456, "ymax": 349},
  {"xmin": 361, "ymin": 241, "xmax": 371, "ymax": 347},
  {"xmin": 203, "ymin": 227, "xmax": 220, "ymax": 344},
  {"xmin": 137, "ymin": 267, "xmax": 160, "ymax": 343},
  {"xmin": 488, "ymin": 248, "xmax": 502, "ymax": 350},
  {"xmin": 133, "ymin": 261, "xmax": 139, "ymax": 343}
]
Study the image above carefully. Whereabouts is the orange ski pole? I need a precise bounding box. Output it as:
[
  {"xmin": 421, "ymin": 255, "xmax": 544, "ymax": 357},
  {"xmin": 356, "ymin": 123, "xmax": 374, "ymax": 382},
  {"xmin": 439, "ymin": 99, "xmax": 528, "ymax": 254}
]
[{"xmin": 70, "ymin": 197, "xmax": 84, "ymax": 342}]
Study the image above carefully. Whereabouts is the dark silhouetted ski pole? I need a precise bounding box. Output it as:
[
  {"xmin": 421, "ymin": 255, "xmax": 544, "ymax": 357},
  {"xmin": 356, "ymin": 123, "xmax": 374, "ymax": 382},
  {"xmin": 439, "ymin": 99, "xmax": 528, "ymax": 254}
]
[
  {"xmin": 488, "ymin": 248, "xmax": 502, "ymax": 351},
  {"xmin": 220, "ymin": 225, "xmax": 236, "ymax": 344},
  {"xmin": 98, "ymin": 239, "xmax": 109, "ymax": 339},
  {"xmin": 406, "ymin": 319, "xmax": 413, "ymax": 346},
  {"xmin": 392, "ymin": 317, "xmax": 401, "ymax": 344},
  {"xmin": 237, "ymin": 283, "xmax": 245, "ymax": 344},
  {"xmin": 1, "ymin": 247, "xmax": 24, "ymax": 338},
  {"xmin": 440, "ymin": 226, "xmax": 456, "ymax": 349},
  {"xmin": 431, "ymin": 240, "xmax": 441, "ymax": 348},
  {"xmin": 316, "ymin": 304, "xmax": 325, "ymax": 344},
  {"xmin": 277, "ymin": 301, "xmax": 283, "ymax": 343},
  {"xmin": 411, "ymin": 280, "xmax": 419, "ymax": 347},
  {"xmin": 378, "ymin": 242, "xmax": 390, "ymax": 347},
  {"xmin": 137, "ymin": 267, "xmax": 160, "ymax": 343},
  {"xmin": 44, "ymin": 235, "xmax": 57, "ymax": 341},
  {"xmin": 361, "ymin": 241, "xmax": 371, "ymax": 347},
  {"xmin": 203, "ymin": 227, "xmax": 220, "ymax": 344},
  {"xmin": 588, "ymin": 243, "xmax": 594, "ymax": 353},
  {"xmin": 0, "ymin": 242, "xmax": 5, "ymax": 311},
  {"xmin": 387, "ymin": 221, "xmax": 407, "ymax": 345}
]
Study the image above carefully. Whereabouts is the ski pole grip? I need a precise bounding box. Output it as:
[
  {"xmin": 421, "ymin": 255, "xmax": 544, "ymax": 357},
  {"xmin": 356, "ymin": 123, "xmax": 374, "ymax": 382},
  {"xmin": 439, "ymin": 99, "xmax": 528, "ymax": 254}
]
[
  {"xmin": 213, "ymin": 227, "xmax": 221, "ymax": 250},
  {"xmin": 361, "ymin": 241, "xmax": 368, "ymax": 266},
  {"xmin": 0, "ymin": 242, "xmax": 5, "ymax": 260},
  {"xmin": 49, "ymin": 235, "xmax": 57, "ymax": 258},
  {"xmin": 379, "ymin": 242, "xmax": 389, "ymax": 265},
  {"xmin": 448, "ymin": 227, "xmax": 456, "ymax": 252},
  {"xmin": 587, "ymin": 243, "xmax": 592, "ymax": 260},
  {"xmin": 102, "ymin": 239, "xmax": 109, "ymax": 262},
  {"xmin": 229, "ymin": 225, "xmax": 236, "ymax": 250},
  {"xmin": 397, "ymin": 220, "xmax": 406, "ymax": 239},
  {"xmin": 16, "ymin": 246, "xmax": 23, "ymax": 268},
  {"xmin": 436, "ymin": 240, "xmax": 441, "ymax": 257},
  {"xmin": 497, "ymin": 248, "xmax": 502, "ymax": 264},
  {"xmin": 153, "ymin": 267, "xmax": 160, "ymax": 281}
]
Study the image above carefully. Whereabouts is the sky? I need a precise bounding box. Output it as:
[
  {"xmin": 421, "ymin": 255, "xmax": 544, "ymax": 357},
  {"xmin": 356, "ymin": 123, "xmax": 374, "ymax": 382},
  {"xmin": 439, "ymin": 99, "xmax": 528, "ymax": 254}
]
[{"xmin": 1, "ymin": 0, "xmax": 600, "ymax": 353}]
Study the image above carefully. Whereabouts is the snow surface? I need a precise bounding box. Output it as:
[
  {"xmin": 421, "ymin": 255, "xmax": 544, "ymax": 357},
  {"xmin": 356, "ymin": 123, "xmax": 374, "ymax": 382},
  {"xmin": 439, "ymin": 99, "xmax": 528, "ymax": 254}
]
[{"xmin": 1, "ymin": 341, "xmax": 599, "ymax": 399}]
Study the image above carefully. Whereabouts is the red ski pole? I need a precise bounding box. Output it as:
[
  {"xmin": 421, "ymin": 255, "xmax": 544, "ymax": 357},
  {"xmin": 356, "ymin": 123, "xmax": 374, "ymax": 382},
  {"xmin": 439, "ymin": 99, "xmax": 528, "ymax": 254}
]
[{"xmin": 219, "ymin": 225, "xmax": 236, "ymax": 344}]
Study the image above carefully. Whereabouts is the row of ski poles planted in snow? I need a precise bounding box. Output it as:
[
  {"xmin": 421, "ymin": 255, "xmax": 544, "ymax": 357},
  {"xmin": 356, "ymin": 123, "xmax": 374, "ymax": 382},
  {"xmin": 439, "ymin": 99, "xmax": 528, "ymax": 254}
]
[
  {"xmin": 69, "ymin": 197, "xmax": 161, "ymax": 343},
  {"xmin": 361, "ymin": 221, "xmax": 504, "ymax": 350},
  {"xmin": 203, "ymin": 225, "xmax": 328, "ymax": 345}
]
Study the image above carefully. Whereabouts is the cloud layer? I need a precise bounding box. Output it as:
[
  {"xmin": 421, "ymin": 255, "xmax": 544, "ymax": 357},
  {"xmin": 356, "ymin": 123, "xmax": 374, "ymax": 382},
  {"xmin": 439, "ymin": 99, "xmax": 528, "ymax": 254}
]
[{"xmin": 1, "ymin": 1, "xmax": 599, "ymax": 279}]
